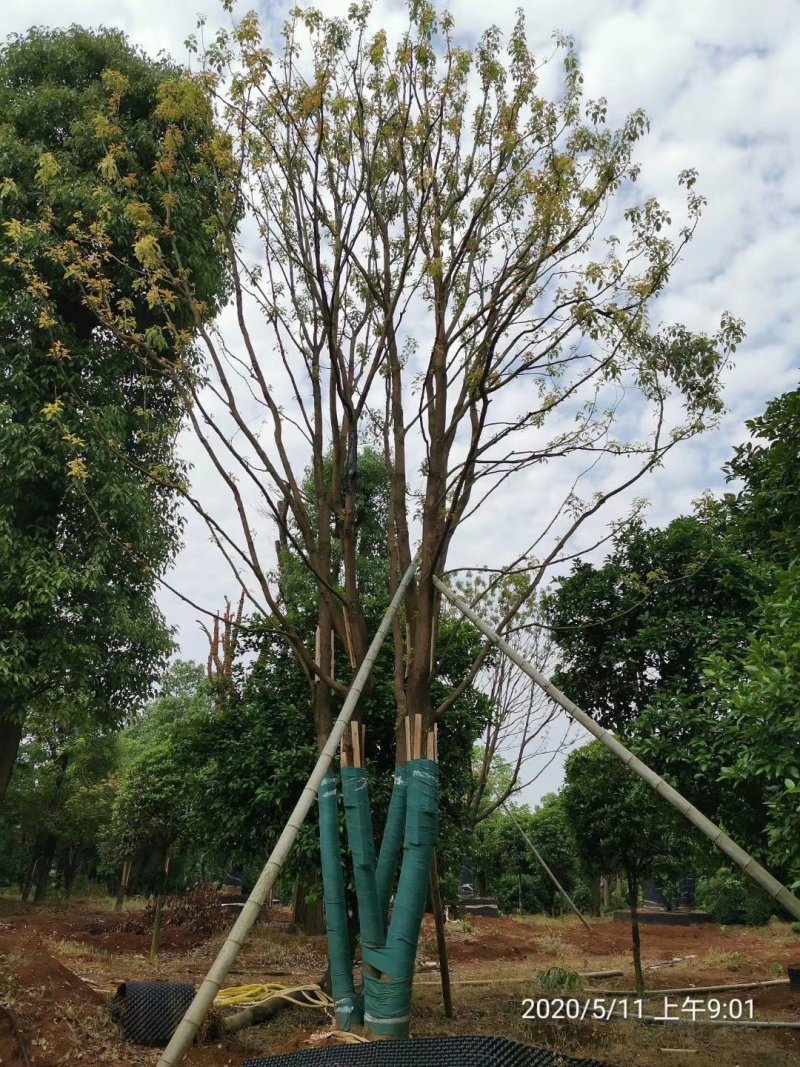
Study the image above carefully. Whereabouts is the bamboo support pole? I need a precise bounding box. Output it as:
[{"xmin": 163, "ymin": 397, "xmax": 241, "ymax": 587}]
[
  {"xmin": 432, "ymin": 577, "xmax": 800, "ymax": 923},
  {"xmin": 156, "ymin": 555, "xmax": 419, "ymax": 1067},
  {"xmin": 501, "ymin": 802, "xmax": 591, "ymax": 931},
  {"xmin": 586, "ymin": 977, "xmax": 790, "ymax": 996},
  {"xmin": 417, "ymin": 969, "xmax": 624, "ymax": 986}
]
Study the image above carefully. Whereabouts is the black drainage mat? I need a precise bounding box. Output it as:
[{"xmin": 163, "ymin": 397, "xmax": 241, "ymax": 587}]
[
  {"xmin": 112, "ymin": 980, "xmax": 195, "ymax": 1046},
  {"xmin": 244, "ymin": 1035, "xmax": 615, "ymax": 1067}
]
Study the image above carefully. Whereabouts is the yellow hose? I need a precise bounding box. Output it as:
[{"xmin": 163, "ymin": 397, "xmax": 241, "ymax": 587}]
[
  {"xmin": 214, "ymin": 982, "xmax": 333, "ymax": 1011},
  {"xmin": 212, "ymin": 985, "xmax": 370, "ymax": 1047}
]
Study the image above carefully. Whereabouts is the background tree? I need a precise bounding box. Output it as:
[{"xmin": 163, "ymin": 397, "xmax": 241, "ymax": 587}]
[
  {"xmin": 0, "ymin": 707, "xmax": 117, "ymax": 900},
  {"xmin": 702, "ymin": 564, "xmax": 800, "ymax": 888},
  {"xmin": 722, "ymin": 387, "xmax": 800, "ymax": 569},
  {"xmin": 0, "ymin": 25, "xmax": 228, "ymax": 801},
  {"xmin": 562, "ymin": 741, "xmax": 688, "ymax": 993},
  {"xmin": 544, "ymin": 385, "xmax": 800, "ymax": 885},
  {"xmin": 542, "ymin": 513, "xmax": 761, "ymax": 735},
  {"xmin": 460, "ymin": 576, "xmax": 570, "ymax": 826},
  {"xmin": 473, "ymin": 793, "xmax": 584, "ymax": 915}
]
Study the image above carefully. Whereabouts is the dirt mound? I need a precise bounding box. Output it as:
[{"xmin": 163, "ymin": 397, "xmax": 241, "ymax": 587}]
[{"xmin": 0, "ymin": 931, "xmax": 105, "ymax": 1066}]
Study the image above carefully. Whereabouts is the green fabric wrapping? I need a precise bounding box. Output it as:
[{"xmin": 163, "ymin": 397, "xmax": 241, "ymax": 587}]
[
  {"xmin": 341, "ymin": 767, "xmax": 384, "ymax": 949},
  {"xmin": 362, "ymin": 759, "xmax": 439, "ymax": 1037},
  {"xmin": 318, "ymin": 772, "xmax": 362, "ymax": 1030},
  {"xmin": 375, "ymin": 767, "xmax": 408, "ymax": 924}
]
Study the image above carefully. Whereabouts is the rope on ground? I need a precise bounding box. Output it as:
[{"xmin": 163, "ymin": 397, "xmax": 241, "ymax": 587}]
[
  {"xmin": 214, "ymin": 983, "xmax": 333, "ymax": 1011},
  {"xmin": 310, "ymin": 1029, "xmax": 370, "ymax": 1045}
]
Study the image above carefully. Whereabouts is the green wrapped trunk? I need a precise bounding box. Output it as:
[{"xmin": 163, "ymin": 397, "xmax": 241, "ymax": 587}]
[
  {"xmin": 341, "ymin": 767, "xmax": 383, "ymax": 949},
  {"xmin": 375, "ymin": 766, "xmax": 408, "ymax": 923},
  {"xmin": 361, "ymin": 759, "xmax": 439, "ymax": 1038},
  {"xmin": 318, "ymin": 772, "xmax": 362, "ymax": 1029}
]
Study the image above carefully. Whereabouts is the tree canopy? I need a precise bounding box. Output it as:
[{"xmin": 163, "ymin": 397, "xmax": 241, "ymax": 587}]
[{"xmin": 0, "ymin": 26, "xmax": 229, "ymax": 800}]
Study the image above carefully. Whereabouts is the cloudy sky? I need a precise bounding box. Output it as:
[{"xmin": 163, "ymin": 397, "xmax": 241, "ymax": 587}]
[{"xmin": 4, "ymin": 0, "xmax": 798, "ymax": 802}]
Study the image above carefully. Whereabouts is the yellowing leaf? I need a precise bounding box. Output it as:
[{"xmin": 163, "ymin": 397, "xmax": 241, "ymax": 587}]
[
  {"xmin": 98, "ymin": 153, "xmax": 119, "ymax": 181},
  {"xmin": 41, "ymin": 399, "xmax": 64, "ymax": 421},
  {"xmin": 35, "ymin": 152, "xmax": 60, "ymax": 185},
  {"xmin": 66, "ymin": 457, "xmax": 89, "ymax": 482},
  {"xmin": 134, "ymin": 234, "xmax": 162, "ymax": 269}
]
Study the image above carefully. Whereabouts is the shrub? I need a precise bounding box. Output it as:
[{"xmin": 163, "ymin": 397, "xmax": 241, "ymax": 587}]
[
  {"xmin": 696, "ymin": 869, "xmax": 775, "ymax": 925},
  {"xmin": 537, "ymin": 967, "xmax": 583, "ymax": 991}
]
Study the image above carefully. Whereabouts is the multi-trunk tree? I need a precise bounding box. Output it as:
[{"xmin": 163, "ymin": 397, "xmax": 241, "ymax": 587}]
[{"xmin": 21, "ymin": 1, "xmax": 741, "ymax": 1035}]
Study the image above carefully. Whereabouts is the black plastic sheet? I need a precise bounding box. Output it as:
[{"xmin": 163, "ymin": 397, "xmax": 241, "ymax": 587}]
[{"xmin": 243, "ymin": 1035, "xmax": 615, "ymax": 1067}]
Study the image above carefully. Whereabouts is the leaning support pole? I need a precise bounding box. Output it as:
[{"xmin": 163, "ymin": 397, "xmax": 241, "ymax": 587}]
[
  {"xmin": 501, "ymin": 802, "xmax": 591, "ymax": 931},
  {"xmin": 433, "ymin": 578, "xmax": 800, "ymax": 923},
  {"xmin": 155, "ymin": 555, "xmax": 419, "ymax": 1067}
]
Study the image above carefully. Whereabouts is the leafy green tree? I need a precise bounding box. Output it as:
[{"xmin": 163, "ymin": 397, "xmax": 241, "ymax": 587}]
[
  {"xmin": 545, "ymin": 386, "xmax": 800, "ymax": 904},
  {"xmin": 0, "ymin": 26, "xmax": 228, "ymax": 800},
  {"xmin": 703, "ymin": 564, "xmax": 800, "ymax": 888},
  {"xmin": 562, "ymin": 742, "xmax": 687, "ymax": 993},
  {"xmin": 0, "ymin": 707, "xmax": 117, "ymax": 899},
  {"xmin": 543, "ymin": 514, "xmax": 761, "ymax": 736},
  {"xmin": 474, "ymin": 794, "xmax": 582, "ymax": 915},
  {"xmin": 107, "ymin": 741, "xmax": 191, "ymax": 891},
  {"xmin": 723, "ymin": 388, "xmax": 800, "ymax": 569}
]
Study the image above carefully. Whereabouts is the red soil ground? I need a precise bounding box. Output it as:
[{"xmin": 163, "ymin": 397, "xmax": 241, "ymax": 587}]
[{"xmin": 0, "ymin": 898, "xmax": 798, "ymax": 1066}]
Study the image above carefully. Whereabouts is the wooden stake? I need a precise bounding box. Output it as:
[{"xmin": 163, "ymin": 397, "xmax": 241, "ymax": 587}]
[
  {"xmin": 413, "ymin": 714, "xmax": 422, "ymax": 760},
  {"xmin": 404, "ymin": 717, "xmax": 411, "ymax": 763},
  {"xmin": 350, "ymin": 721, "xmax": 361, "ymax": 768},
  {"xmin": 429, "ymin": 849, "xmax": 453, "ymax": 1018}
]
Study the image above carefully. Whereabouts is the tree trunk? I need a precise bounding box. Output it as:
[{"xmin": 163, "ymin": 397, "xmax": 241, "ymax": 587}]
[
  {"xmin": 114, "ymin": 860, "xmax": 132, "ymax": 914},
  {"xmin": 429, "ymin": 849, "xmax": 453, "ymax": 1019},
  {"xmin": 62, "ymin": 847, "xmax": 82, "ymax": 896},
  {"xmin": 150, "ymin": 853, "xmax": 171, "ymax": 963},
  {"xmin": 292, "ymin": 873, "xmax": 325, "ymax": 936},
  {"xmin": 626, "ymin": 869, "xmax": 644, "ymax": 996},
  {"xmin": 20, "ymin": 854, "xmax": 38, "ymax": 902},
  {"xmin": 590, "ymin": 877, "xmax": 602, "ymax": 918},
  {"xmin": 0, "ymin": 717, "xmax": 22, "ymax": 806},
  {"xmin": 33, "ymin": 837, "xmax": 56, "ymax": 903}
]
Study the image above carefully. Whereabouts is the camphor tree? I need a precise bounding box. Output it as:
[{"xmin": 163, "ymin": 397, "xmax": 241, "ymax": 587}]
[
  {"xmin": 0, "ymin": 26, "xmax": 229, "ymax": 802},
  {"xmin": 27, "ymin": 1, "xmax": 742, "ymax": 1037}
]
